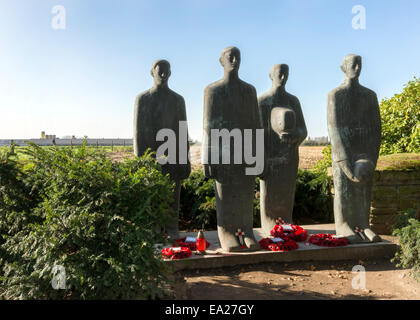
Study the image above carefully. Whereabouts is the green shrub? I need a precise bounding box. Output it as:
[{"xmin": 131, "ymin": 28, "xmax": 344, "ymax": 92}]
[
  {"xmin": 293, "ymin": 169, "xmax": 333, "ymax": 224},
  {"xmin": 380, "ymin": 77, "xmax": 420, "ymax": 155},
  {"xmin": 311, "ymin": 145, "xmax": 332, "ymax": 173},
  {"xmin": 291, "ymin": 145, "xmax": 334, "ymax": 224},
  {"xmin": 0, "ymin": 144, "xmax": 174, "ymax": 299},
  {"xmin": 392, "ymin": 209, "xmax": 420, "ymax": 282},
  {"xmin": 179, "ymin": 170, "xmax": 216, "ymax": 230},
  {"xmin": 179, "ymin": 166, "xmax": 333, "ymax": 229},
  {"xmin": 393, "ymin": 208, "xmax": 417, "ymax": 230},
  {"xmin": 179, "ymin": 170, "xmax": 262, "ymax": 230}
]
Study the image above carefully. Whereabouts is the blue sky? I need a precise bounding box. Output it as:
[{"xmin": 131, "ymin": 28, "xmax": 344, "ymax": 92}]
[{"xmin": 1, "ymin": 0, "xmax": 419, "ymax": 140}]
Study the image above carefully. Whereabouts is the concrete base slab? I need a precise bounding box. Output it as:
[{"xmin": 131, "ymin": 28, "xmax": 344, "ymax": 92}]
[{"xmin": 164, "ymin": 224, "xmax": 398, "ymax": 271}]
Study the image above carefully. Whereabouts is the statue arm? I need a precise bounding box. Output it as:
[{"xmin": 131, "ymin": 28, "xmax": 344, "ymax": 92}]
[
  {"xmin": 178, "ymin": 97, "xmax": 191, "ymax": 179},
  {"xmin": 252, "ymin": 89, "xmax": 267, "ymax": 178},
  {"xmin": 202, "ymin": 87, "xmax": 214, "ymax": 178},
  {"xmin": 133, "ymin": 95, "xmax": 146, "ymax": 157},
  {"xmin": 327, "ymin": 91, "xmax": 359, "ymax": 182},
  {"xmin": 371, "ymin": 92, "xmax": 382, "ymax": 164},
  {"xmin": 291, "ymin": 97, "xmax": 308, "ymax": 145}
]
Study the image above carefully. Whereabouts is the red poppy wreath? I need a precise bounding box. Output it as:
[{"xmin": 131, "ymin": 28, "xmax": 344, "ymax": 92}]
[
  {"xmin": 161, "ymin": 246, "xmax": 192, "ymax": 259},
  {"xmin": 271, "ymin": 224, "xmax": 308, "ymax": 242},
  {"xmin": 308, "ymin": 233, "xmax": 348, "ymax": 247},
  {"xmin": 259, "ymin": 237, "xmax": 298, "ymax": 252}
]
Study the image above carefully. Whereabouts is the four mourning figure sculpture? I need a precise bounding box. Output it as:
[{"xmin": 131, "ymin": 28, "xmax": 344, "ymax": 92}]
[
  {"xmin": 258, "ymin": 64, "xmax": 307, "ymax": 235},
  {"xmin": 133, "ymin": 60, "xmax": 191, "ymax": 240},
  {"xmin": 327, "ymin": 54, "xmax": 381, "ymax": 243},
  {"xmin": 202, "ymin": 47, "xmax": 263, "ymax": 252}
]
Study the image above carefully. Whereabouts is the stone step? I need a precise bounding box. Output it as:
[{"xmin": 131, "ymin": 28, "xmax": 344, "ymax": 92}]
[{"xmin": 163, "ymin": 224, "xmax": 398, "ymax": 271}]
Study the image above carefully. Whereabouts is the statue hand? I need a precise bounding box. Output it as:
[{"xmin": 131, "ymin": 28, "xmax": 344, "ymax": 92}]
[
  {"xmin": 280, "ymin": 132, "xmax": 295, "ymax": 144},
  {"xmin": 353, "ymin": 159, "xmax": 375, "ymax": 183},
  {"xmin": 338, "ymin": 161, "xmax": 360, "ymax": 183}
]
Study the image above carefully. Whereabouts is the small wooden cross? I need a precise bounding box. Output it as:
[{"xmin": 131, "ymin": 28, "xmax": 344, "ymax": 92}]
[
  {"xmin": 354, "ymin": 227, "xmax": 366, "ymax": 240},
  {"xmin": 235, "ymin": 228, "xmax": 245, "ymax": 246},
  {"xmin": 276, "ymin": 217, "xmax": 286, "ymax": 225}
]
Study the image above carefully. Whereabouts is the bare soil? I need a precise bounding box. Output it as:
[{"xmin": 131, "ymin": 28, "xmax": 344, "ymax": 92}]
[{"xmin": 176, "ymin": 257, "xmax": 420, "ymax": 300}]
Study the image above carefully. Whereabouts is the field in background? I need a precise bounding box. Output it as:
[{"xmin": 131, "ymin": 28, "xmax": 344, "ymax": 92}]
[
  {"xmin": 1, "ymin": 145, "xmax": 326, "ymax": 170},
  {"xmin": 188, "ymin": 145, "xmax": 326, "ymax": 170}
]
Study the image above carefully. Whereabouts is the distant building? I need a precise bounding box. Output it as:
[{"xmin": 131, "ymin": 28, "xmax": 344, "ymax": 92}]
[
  {"xmin": 302, "ymin": 136, "xmax": 330, "ymax": 146},
  {"xmin": 41, "ymin": 131, "xmax": 56, "ymax": 140}
]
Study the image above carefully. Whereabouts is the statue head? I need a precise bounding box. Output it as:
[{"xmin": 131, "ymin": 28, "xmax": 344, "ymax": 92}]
[
  {"xmin": 219, "ymin": 46, "xmax": 241, "ymax": 73},
  {"xmin": 341, "ymin": 54, "xmax": 362, "ymax": 80},
  {"xmin": 269, "ymin": 64, "xmax": 289, "ymax": 87},
  {"xmin": 151, "ymin": 59, "xmax": 171, "ymax": 86}
]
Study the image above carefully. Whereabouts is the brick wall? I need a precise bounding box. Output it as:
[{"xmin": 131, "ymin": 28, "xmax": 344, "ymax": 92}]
[{"xmin": 370, "ymin": 170, "xmax": 420, "ymax": 235}]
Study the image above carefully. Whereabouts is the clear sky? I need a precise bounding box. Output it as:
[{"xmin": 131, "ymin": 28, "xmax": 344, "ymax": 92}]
[{"xmin": 1, "ymin": 0, "xmax": 419, "ymax": 140}]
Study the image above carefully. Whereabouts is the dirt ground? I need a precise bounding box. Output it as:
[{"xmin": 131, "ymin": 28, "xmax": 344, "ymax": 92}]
[{"xmin": 177, "ymin": 257, "xmax": 420, "ymax": 300}]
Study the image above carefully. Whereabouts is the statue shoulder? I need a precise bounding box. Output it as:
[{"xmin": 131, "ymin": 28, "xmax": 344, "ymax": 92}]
[
  {"xmin": 135, "ymin": 89, "xmax": 151, "ymax": 105},
  {"xmin": 205, "ymin": 80, "xmax": 224, "ymax": 95},
  {"xmin": 258, "ymin": 91, "xmax": 271, "ymax": 105},
  {"xmin": 327, "ymin": 86, "xmax": 346, "ymax": 102},
  {"xmin": 360, "ymin": 85, "xmax": 378, "ymax": 99},
  {"xmin": 240, "ymin": 80, "xmax": 257, "ymax": 95},
  {"xmin": 286, "ymin": 92, "xmax": 301, "ymax": 106},
  {"xmin": 168, "ymin": 89, "xmax": 185, "ymax": 104}
]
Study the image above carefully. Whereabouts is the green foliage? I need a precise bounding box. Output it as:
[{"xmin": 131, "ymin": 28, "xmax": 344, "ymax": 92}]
[
  {"xmin": 179, "ymin": 166, "xmax": 333, "ymax": 229},
  {"xmin": 380, "ymin": 77, "xmax": 420, "ymax": 155},
  {"xmin": 311, "ymin": 145, "xmax": 332, "ymax": 173},
  {"xmin": 293, "ymin": 169, "xmax": 333, "ymax": 224},
  {"xmin": 0, "ymin": 144, "xmax": 174, "ymax": 299},
  {"xmin": 179, "ymin": 170, "xmax": 216, "ymax": 230},
  {"xmin": 392, "ymin": 208, "xmax": 420, "ymax": 282},
  {"xmin": 291, "ymin": 145, "xmax": 334, "ymax": 224},
  {"xmin": 393, "ymin": 208, "xmax": 417, "ymax": 230},
  {"xmin": 179, "ymin": 170, "xmax": 262, "ymax": 230}
]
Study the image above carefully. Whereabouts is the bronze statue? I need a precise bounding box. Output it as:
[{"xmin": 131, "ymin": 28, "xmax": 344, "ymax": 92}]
[
  {"xmin": 258, "ymin": 64, "xmax": 307, "ymax": 235},
  {"xmin": 327, "ymin": 54, "xmax": 381, "ymax": 243},
  {"xmin": 134, "ymin": 60, "xmax": 191, "ymax": 239},
  {"xmin": 202, "ymin": 47, "xmax": 263, "ymax": 252}
]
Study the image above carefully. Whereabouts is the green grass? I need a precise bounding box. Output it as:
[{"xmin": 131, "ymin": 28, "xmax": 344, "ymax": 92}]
[
  {"xmin": 0, "ymin": 145, "xmax": 134, "ymax": 163},
  {"xmin": 376, "ymin": 153, "xmax": 420, "ymax": 171}
]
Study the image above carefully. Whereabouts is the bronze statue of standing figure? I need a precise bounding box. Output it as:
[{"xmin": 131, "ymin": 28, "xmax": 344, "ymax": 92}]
[
  {"xmin": 202, "ymin": 47, "xmax": 263, "ymax": 252},
  {"xmin": 258, "ymin": 64, "xmax": 307, "ymax": 235},
  {"xmin": 133, "ymin": 60, "xmax": 191, "ymax": 240},
  {"xmin": 327, "ymin": 54, "xmax": 382, "ymax": 243}
]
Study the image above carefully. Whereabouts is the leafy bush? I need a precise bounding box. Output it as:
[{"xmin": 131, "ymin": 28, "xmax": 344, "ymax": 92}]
[
  {"xmin": 392, "ymin": 208, "xmax": 420, "ymax": 282},
  {"xmin": 179, "ymin": 170, "xmax": 216, "ymax": 230},
  {"xmin": 179, "ymin": 165, "xmax": 333, "ymax": 229},
  {"xmin": 0, "ymin": 144, "xmax": 174, "ymax": 299},
  {"xmin": 293, "ymin": 169, "xmax": 333, "ymax": 224},
  {"xmin": 393, "ymin": 208, "xmax": 417, "ymax": 230},
  {"xmin": 291, "ymin": 145, "xmax": 334, "ymax": 224},
  {"xmin": 311, "ymin": 145, "xmax": 332, "ymax": 173},
  {"xmin": 380, "ymin": 77, "xmax": 420, "ymax": 155},
  {"xmin": 179, "ymin": 170, "xmax": 261, "ymax": 230}
]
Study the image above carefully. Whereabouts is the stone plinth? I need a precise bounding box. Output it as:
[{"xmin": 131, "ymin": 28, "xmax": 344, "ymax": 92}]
[{"xmin": 163, "ymin": 224, "xmax": 398, "ymax": 271}]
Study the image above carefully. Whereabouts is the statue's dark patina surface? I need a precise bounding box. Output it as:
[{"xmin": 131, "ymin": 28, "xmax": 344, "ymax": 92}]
[{"xmin": 327, "ymin": 54, "xmax": 381, "ymax": 243}]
